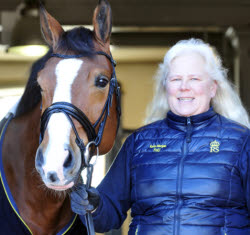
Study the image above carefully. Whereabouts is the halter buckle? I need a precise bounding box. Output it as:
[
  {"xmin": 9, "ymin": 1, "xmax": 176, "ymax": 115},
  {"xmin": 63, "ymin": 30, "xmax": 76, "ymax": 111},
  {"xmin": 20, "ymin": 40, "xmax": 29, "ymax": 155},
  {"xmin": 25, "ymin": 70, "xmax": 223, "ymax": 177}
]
[{"xmin": 84, "ymin": 141, "xmax": 99, "ymax": 166}]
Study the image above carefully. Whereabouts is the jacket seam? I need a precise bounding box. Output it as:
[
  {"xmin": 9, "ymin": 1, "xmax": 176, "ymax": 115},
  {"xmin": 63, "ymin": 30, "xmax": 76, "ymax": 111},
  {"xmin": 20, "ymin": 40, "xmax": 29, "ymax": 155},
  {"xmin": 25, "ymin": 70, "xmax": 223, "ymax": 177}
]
[
  {"xmin": 224, "ymin": 159, "xmax": 238, "ymax": 234},
  {"xmin": 131, "ymin": 161, "xmax": 239, "ymax": 169},
  {"xmin": 134, "ymin": 177, "xmax": 235, "ymax": 183},
  {"xmin": 238, "ymin": 134, "xmax": 249, "ymax": 185},
  {"xmin": 131, "ymin": 134, "xmax": 141, "ymax": 227},
  {"xmin": 135, "ymin": 136, "xmax": 243, "ymax": 141},
  {"xmin": 239, "ymin": 135, "xmax": 249, "ymax": 160}
]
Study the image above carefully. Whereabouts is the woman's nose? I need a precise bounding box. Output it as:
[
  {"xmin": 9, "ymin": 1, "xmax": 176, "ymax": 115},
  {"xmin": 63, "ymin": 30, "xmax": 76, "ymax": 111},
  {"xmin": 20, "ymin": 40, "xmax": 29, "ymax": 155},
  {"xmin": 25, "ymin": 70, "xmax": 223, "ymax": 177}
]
[{"xmin": 180, "ymin": 80, "xmax": 190, "ymax": 90}]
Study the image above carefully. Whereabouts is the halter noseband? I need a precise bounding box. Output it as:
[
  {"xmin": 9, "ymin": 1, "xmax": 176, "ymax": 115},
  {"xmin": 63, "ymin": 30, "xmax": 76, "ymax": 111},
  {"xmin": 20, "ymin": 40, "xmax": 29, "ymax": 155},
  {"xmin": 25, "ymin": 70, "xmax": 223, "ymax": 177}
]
[{"xmin": 40, "ymin": 51, "xmax": 121, "ymax": 168}]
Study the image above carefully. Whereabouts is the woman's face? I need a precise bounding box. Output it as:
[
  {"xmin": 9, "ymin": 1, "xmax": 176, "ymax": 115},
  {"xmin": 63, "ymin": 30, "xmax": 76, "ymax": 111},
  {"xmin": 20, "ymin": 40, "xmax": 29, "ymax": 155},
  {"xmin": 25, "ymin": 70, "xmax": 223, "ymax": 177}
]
[{"xmin": 166, "ymin": 52, "xmax": 217, "ymax": 117}]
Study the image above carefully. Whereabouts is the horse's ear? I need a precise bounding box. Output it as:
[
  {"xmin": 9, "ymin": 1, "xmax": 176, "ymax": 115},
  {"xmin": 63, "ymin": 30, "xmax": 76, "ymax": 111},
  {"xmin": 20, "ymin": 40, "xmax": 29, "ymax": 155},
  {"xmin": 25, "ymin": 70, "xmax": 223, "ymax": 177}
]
[
  {"xmin": 93, "ymin": 0, "xmax": 112, "ymax": 46},
  {"xmin": 39, "ymin": 4, "xmax": 64, "ymax": 50}
]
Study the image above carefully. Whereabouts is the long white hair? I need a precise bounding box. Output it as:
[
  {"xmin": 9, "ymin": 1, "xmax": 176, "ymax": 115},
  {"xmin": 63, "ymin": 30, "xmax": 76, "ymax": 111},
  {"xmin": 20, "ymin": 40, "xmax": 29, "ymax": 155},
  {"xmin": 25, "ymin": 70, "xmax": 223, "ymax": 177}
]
[{"xmin": 145, "ymin": 38, "xmax": 250, "ymax": 128}]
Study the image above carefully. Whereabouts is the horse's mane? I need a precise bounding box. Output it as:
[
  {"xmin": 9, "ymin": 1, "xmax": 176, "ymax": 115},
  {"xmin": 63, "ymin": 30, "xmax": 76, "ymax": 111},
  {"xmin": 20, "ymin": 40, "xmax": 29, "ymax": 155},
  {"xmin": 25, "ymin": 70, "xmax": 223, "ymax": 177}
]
[{"xmin": 15, "ymin": 27, "xmax": 95, "ymax": 117}]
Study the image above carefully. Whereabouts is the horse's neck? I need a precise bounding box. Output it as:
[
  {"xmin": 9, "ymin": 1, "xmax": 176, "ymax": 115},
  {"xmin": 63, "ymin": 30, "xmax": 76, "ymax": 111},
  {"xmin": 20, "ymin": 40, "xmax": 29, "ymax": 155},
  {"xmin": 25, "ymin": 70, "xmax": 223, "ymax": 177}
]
[
  {"xmin": 3, "ymin": 104, "xmax": 41, "ymax": 201},
  {"xmin": 2, "ymin": 104, "xmax": 73, "ymax": 234}
]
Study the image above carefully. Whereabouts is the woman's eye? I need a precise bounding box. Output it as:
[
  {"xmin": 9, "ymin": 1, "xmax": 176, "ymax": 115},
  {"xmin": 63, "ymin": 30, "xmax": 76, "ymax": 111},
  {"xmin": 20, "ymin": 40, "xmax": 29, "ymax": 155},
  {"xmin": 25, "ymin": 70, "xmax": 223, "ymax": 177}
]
[
  {"xmin": 171, "ymin": 78, "xmax": 181, "ymax": 82},
  {"xmin": 191, "ymin": 77, "xmax": 199, "ymax": 81},
  {"xmin": 95, "ymin": 76, "xmax": 109, "ymax": 88}
]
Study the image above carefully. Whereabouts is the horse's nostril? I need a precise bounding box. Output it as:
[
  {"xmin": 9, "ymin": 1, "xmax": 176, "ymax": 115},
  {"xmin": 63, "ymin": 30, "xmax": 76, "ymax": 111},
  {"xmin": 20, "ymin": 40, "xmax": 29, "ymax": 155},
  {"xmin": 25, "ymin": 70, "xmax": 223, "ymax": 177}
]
[
  {"xmin": 47, "ymin": 171, "xmax": 59, "ymax": 183},
  {"xmin": 63, "ymin": 151, "xmax": 73, "ymax": 168}
]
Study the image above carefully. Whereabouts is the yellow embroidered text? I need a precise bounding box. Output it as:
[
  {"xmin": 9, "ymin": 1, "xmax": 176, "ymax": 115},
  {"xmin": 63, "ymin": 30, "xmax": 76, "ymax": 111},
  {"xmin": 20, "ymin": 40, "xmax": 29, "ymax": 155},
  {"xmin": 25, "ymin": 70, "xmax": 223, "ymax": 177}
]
[{"xmin": 150, "ymin": 144, "xmax": 167, "ymax": 152}]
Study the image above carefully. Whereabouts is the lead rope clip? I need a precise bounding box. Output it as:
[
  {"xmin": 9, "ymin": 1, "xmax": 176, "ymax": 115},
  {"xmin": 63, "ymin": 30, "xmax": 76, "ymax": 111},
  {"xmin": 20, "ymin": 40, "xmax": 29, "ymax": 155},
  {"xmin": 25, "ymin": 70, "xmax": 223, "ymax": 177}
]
[{"xmin": 84, "ymin": 141, "xmax": 99, "ymax": 167}]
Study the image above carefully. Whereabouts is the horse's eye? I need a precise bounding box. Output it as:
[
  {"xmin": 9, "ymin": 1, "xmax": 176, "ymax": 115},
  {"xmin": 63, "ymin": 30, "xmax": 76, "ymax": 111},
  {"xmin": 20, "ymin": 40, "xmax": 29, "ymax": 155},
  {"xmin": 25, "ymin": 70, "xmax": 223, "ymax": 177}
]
[{"xmin": 95, "ymin": 76, "xmax": 109, "ymax": 88}]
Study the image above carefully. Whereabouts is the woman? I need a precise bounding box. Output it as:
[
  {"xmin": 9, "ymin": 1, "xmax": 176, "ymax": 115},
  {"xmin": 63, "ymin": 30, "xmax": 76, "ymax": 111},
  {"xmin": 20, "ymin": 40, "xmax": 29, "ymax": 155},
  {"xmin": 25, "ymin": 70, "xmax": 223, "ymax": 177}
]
[{"xmin": 71, "ymin": 38, "xmax": 250, "ymax": 235}]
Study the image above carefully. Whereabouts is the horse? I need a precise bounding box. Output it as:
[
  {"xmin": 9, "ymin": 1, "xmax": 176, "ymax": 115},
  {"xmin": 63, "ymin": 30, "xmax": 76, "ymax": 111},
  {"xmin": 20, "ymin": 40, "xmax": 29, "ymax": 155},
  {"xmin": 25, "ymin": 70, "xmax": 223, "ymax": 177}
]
[{"xmin": 0, "ymin": 0, "xmax": 120, "ymax": 234}]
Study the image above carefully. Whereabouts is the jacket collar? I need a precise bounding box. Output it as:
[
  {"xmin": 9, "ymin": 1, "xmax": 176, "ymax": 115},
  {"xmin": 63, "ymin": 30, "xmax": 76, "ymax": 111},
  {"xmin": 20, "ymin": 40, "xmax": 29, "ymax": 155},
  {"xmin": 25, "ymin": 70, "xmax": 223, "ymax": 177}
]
[{"xmin": 166, "ymin": 107, "xmax": 217, "ymax": 132}]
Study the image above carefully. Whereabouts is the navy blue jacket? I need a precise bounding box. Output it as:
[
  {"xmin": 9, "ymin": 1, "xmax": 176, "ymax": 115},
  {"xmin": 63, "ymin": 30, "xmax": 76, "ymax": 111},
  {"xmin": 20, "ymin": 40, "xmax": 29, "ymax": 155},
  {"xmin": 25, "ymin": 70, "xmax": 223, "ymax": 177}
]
[{"xmin": 87, "ymin": 108, "xmax": 250, "ymax": 235}]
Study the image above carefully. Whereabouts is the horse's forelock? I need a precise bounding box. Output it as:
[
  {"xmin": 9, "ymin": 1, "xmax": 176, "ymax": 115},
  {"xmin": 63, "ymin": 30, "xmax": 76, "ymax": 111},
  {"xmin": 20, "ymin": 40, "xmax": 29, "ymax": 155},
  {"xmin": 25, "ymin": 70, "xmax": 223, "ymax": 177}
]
[{"xmin": 57, "ymin": 27, "xmax": 95, "ymax": 57}]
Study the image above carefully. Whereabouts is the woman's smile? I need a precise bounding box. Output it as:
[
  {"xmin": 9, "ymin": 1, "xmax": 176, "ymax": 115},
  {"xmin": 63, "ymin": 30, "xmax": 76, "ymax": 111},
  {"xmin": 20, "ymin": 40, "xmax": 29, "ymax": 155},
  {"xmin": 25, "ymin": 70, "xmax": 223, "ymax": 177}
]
[{"xmin": 178, "ymin": 97, "xmax": 194, "ymax": 101}]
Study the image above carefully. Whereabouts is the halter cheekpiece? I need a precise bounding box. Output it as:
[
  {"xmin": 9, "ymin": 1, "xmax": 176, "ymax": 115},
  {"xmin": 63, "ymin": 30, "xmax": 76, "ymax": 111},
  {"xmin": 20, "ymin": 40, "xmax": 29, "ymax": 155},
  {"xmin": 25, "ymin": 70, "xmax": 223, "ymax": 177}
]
[{"xmin": 40, "ymin": 51, "xmax": 121, "ymax": 168}]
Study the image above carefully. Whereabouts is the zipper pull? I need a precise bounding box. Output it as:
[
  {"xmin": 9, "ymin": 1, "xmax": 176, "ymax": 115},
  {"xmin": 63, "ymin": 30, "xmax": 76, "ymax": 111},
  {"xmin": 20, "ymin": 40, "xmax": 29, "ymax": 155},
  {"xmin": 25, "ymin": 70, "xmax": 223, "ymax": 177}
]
[{"xmin": 186, "ymin": 117, "xmax": 192, "ymax": 143}]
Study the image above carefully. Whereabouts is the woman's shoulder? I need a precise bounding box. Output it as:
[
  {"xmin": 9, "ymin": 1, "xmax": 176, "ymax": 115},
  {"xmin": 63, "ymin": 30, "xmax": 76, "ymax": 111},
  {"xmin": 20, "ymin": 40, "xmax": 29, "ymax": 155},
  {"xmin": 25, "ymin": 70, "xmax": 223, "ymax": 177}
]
[
  {"xmin": 216, "ymin": 114, "xmax": 250, "ymax": 137},
  {"xmin": 135, "ymin": 119, "xmax": 167, "ymax": 132},
  {"xmin": 128, "ymin": 119, "xmax": 168, "ymax": 142}
]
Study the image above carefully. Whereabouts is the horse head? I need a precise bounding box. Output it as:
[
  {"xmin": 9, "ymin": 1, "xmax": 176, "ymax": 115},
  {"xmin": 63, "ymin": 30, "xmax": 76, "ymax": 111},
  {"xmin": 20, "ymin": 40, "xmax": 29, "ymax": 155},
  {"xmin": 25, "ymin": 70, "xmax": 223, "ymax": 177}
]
[{"xmin": 35, "ymin": 0, "xmax": 120, "ymax": 191}]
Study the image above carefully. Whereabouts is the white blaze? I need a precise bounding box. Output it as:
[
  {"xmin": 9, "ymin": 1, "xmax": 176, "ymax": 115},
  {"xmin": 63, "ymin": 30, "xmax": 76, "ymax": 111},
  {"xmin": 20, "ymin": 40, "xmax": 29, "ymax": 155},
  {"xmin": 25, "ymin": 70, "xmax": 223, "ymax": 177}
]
[{"xmin": 44, "ymin": 59, "xmax": 83, "ymax": 181}]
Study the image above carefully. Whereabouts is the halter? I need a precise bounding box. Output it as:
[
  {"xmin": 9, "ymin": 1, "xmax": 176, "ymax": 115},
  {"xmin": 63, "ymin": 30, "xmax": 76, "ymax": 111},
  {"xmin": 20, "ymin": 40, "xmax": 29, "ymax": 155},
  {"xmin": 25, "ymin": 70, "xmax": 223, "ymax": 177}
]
[{"xmin": 40, "ymin": 51, "xmax": 121, "ymax": 168}]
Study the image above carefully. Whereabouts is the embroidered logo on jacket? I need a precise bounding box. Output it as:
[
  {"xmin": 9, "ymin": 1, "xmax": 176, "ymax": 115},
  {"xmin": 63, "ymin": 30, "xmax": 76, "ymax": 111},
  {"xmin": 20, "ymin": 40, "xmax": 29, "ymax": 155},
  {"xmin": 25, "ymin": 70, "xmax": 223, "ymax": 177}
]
[
  {"xmin": 210, "ymin": 140, "xmax": 220, "ymax": 153},
  {"xmin": 150, "ymin": 144, "xmax": 167, "ymax": 152}
]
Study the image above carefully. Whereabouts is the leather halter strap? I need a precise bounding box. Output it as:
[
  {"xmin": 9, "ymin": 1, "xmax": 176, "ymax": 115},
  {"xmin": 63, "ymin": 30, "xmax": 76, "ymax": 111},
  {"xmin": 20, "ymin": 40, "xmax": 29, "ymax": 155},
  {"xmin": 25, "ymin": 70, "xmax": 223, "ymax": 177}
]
[{"xmin": 40, "ymin": 102, "xmax": 96, "ymax": 141}]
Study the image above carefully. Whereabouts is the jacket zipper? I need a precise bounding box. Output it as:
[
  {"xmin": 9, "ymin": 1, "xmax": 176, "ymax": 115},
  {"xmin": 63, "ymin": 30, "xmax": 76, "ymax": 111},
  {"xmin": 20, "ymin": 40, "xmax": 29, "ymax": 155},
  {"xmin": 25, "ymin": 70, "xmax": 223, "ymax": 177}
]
[{"xmin": 173, "ymin": 117, "xmax": 192, "ymax": 235}]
